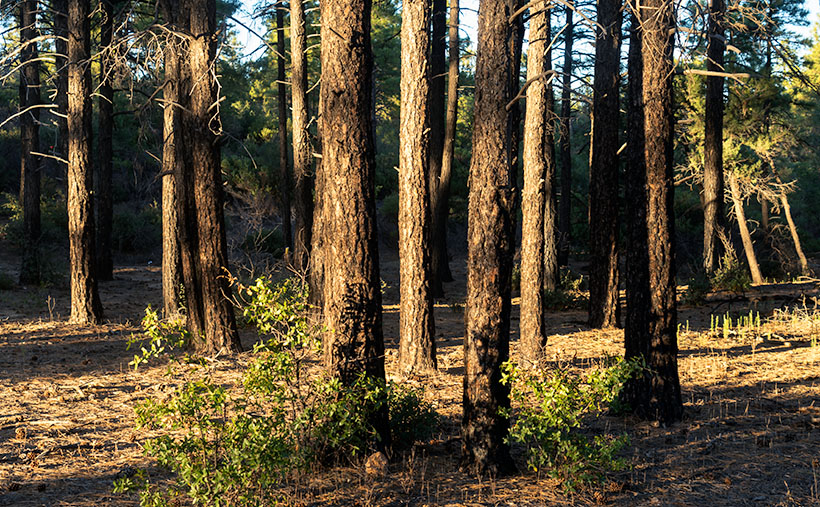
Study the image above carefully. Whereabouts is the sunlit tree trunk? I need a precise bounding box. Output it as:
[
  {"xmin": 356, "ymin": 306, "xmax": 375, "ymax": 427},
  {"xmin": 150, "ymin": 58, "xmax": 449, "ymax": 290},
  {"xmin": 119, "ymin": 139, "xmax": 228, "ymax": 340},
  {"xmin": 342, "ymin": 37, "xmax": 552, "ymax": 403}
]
[
  {"xmin": 728, "ymin": 173, "xmax": 764, "ymax": 284},
  {"xmin": 96, "ymin": 0, "xmax": 114, "ymax": 281},
  {"xmin": 291, "ymin": 0, "xmax": 313, "ymax": 273},
  {"xmin": 780, "ymin": 191, "xmax": 808, "ymax": 275}
]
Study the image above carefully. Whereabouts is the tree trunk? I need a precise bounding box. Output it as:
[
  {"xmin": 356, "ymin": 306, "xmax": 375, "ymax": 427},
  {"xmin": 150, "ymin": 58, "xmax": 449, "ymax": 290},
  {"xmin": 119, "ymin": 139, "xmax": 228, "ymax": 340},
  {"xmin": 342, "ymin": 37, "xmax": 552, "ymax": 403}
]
[
  {"xmin": 702, "ymin": 0, "xmax": 728, "ymax": 274},
  {"xmin": 429, "ymin": 0, "xmax": 450, "ymax": 296},
  {"xmin": 557, "ymin": 5, "xmax": 573, "ymax": 269},
  {"xmin": 587, "ymin": 0, "xmax": 621, "ymax": 329},
  {"xmin": 161, "ymin": 0, "xmax": 182, "ymax": 318},
  {"xmin": 178, "ymin": 0, "xmax": 241, "ymax": 353},
  {"xmin": 96, "ymin": 0, "xmax": 114, "ymax": 281},
  {"xmin": 542, "ymin": 10, "xmax": 559, "ymax": 292},
  {"xmin": 53, "ymin": 0, "xmax": 69, "ymax": 182},
  {"xmin": 507, "ymin": 4, "xmax": 524, "ymax": 226},
  {"xmin": 728, "ymin": 173, "xmax": 764, "ymax": 284},
  {"xmin": 308, "ymin": 123, "xmax": 324, "ymax": 308},
  {"xmin": 520, "ymin": 0, "xmax": 551, "ymax": 361},
  {"xmin": 398, "ymin": 0, "xmax": 436, "ymax": 374},
  {"xmin": 19, "ymin": 0, "xmax": 41, "ymax": 286},
  {"xmin": 291, "ymin": 0, "xmax": 313, "ymax": 273},
  {"xmin": 624, "ymin": 0, "xmax": 682, "ymax": 424},
  {"xmin": 320, "ymin": 0, "xmax": 389, "ymax": 446},
  {"xmin": 67, "ymin": 0, "xmax": 104, "ymax": 324},
  {"xmin": 461, "ymin": 0, "xmax": 516, "ymax": 476},
  {"xmin": 780, "ymin": 192, "xmax": 809, "ymax": 275},
  {"xmin": 277, "ymin": 8, "xmax": 293, "ymax": 252}
]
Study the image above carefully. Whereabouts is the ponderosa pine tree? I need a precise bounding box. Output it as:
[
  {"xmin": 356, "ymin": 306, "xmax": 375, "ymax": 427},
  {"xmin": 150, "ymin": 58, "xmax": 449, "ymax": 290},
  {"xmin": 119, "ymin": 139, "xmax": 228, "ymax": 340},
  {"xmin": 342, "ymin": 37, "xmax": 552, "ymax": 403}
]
[
  {"xmin": 557, "ymin": 5, "xmax": 573, "ymax": 268},
  {"xmin": 67, "ymin": 0, "xmax": 104, "ymax": 324},
  {"xmin": 53, "ymin": 0, "xmax": 69, "ymax": 176},
  {"xmin": 320, "ymin": 0, "xmax": 389, "ymax": 445},
  {"xmin": 19, "ymin": 0, "xmax": 41, "ymax": 285},
  {"xmin": 291, "ymin": 0, "xmax": 313, "ymax": 273},
  {"xmin": 96, "ymin": 0, "xmax": 114, "ymax": 281},
  {"xmin": 276, "ymin": 7, "xmax": 292, "ymax": 252},
  {"xmin": 398, "ymin": 0, "xmax": 435, "ymax": 374},
  {"xmin": 588, "ymin": 0, "xmax": 621, "ymax": 329},
  {"xmin": 462, "ymin": 0, "xmax": 516, "ymax": 476}
]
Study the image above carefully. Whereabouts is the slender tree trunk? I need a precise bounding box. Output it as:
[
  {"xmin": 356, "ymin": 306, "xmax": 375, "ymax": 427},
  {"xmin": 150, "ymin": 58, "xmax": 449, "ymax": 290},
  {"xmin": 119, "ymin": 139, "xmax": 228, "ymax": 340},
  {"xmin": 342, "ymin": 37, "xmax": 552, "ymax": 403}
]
[
  {"xmin": 588, "ymin": 0, "xmax": 621, "ymax": 329},
  {"xmin": 96, "ymin": 0, "xmax": 114, "ymax": 281},
  {"xmin": 291, "ymin": 0, "xmax": 313, "ymax": 273},
  {"xmin": 542, "ymin": 11, "xmax": 558, "ymax": 292},
  {"xmin": 53, "ymin": 0, "xmax": 69, "ymax": 182},
  {"xmin": 308, "ymin": 123, "xmax": 324, "ymax": 307},
  {"xmin": 179, "ymin": 0, "xmax": 241, "ymax": 353},
  {"xmin": 462, "ymin": 0, "xmax": 516, "ymax": 476},
  {"xmin": 520, "ymin": 0, "xmax": 551, "ymax": 360},
  {"xmin": 507, "ymin": 4, "xmax": 524, "ymax": 224},
  {"xmin": 161, "ymin": 0, "xmax": 182, "ymax": 318},
  {"xmin": 19, "ymin": 0, "xmax": 41, "ymax": 286},
  {"xmin": 320, "ymin": 0, "xmax": 389, "ymax": 446},
  {"xmin": 624, "ymin": 0, "xmax": 682, "ymax": 424},
  {"xmin": 728, "ymin": 173, "xmax": 764, "ymax": 284},
  {"xmin": 429, "ymin": 0, "xmax": 450, "ymax": 296},
  {"xmin": 702, "ymin": 0, "xmax": 728, "ymax": 274},
  {"xmin": 398, "ymin": 0, "xmax": 435, "ymax": 374},
  {"xmin": 277, "ymin": 8, "xmax": 293, "ymax": 252},
  {"xmin": 557, "ymin": 5, "xmax": 573, "ymax": 268},
  {"xmin": 780, "ymin": 192, "xmax": 809, "ymax": 275},
  {"xmin": 67, "ymin": 0, "xmax": 103, "ymax": 324}
]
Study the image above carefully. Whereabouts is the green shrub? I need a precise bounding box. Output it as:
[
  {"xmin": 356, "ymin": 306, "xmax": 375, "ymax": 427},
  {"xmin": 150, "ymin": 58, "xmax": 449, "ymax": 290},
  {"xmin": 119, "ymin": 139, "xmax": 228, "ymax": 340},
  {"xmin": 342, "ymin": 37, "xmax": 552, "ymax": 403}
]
[
  {"xmin": 682, "ymin": 270, "xmax": 711, "ymax": 306},
  {"xmin": 544, "ymin": 268, "xmax": 588, "ymax": 310},
  {"xmin": 710, "ymin": 253, "xmax": 752, "ymax": 293},
  {"xmin": 127, "ymin": 307, "xmax": 190, "ymax": 370},
  {"xmin": 0, "ymin": 191, "xmax": 68, "ymax": 247},
  {"xmin": 500, "ymin": 357, "xmax": 641, "ymax": 491},
  {"xmin": 112, "ymin": 204, "xmax": 162, "ymax": 253}
]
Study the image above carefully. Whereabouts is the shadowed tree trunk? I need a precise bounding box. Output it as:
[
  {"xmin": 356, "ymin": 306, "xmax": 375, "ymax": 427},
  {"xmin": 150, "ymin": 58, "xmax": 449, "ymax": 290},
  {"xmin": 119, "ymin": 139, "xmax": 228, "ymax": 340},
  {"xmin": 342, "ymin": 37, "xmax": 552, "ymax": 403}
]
[
  {"xmin": 508, "ymin": 3, "xmax": 524, "ymax": 223},
  {"xmin": 19, "ymin": 0, "xmax": 41, "ymax": 285},
  {"xmin": 96, "ymin": 0, "xmax": 114, "ymax": 281},
  {"xmin": 176, "ymin": 0, "xmax": 241, "ymax": 353},
  {"xmin": 53, "ymin": 0, "xmax": 69, "ymax": 181},
  {"xmin": 277, "ymin": 8, "xmax": 292, "ymax": 252},
  {"xmin": 462, "ymin": 0, "xmax": 516, "ymax": 476},
  {"xmin": 623, "ymin": 0, "xmax": 682, "ymax": 424},
  {"xmin": 728, "ymin": 173, "xmax": 764, "ymax": 284},
  {"xmin": 588, "ymin": 0, "xmax": 621, "ymax": 329},
  {"xmin": 161, "ymin": 0, "xmax": 182, "ymax": 318},
  {"xmin": 429, "ymin": 0, "xmax": 451, "ymax": 296},
  {"xmin": 308, "ymin": 124, "xmax": 324, "ymax": 308},
  {"xmin": 702, "ymin": 0, "xmax": 729, "ymax": 274},
  {"xmin": 557, "ymin": 5, "xmax": 573, "ymax": 268},
  {"xmin": 291, "ymin": 0, "xmax": 313, "ymax": 273},
  {"xmin": 320, "ymin": 0, "xmax": 389, "ymax": 446},
  {"xmin": 398, "ymin": 0, "xmax": 435, "ymax": 374},
  {"xmin": 67, "ymin": 0, "xmax": 104, "ymax": 324}
]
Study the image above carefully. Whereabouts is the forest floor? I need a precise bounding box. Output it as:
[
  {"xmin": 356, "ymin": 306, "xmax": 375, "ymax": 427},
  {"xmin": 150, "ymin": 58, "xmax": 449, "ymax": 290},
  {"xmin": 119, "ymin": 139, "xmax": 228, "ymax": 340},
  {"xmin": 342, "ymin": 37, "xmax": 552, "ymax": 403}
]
[{"xmin": 1, "ymin": 248, "xmax": 820, "ymax": 506}]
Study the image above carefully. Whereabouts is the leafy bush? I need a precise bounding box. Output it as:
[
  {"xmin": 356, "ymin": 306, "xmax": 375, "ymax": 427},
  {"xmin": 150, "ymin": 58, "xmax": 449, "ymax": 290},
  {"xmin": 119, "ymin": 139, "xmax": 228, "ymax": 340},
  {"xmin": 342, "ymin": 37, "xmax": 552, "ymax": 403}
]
[
  {"xmin": 544, "ymin": 268, "xmax": 588, "ymax": 310},
  {"xmin": 500, "ymin": 357, "xmax": 640, "ymax": 491},
  {"xmin": 127, "ymin": 307, "xmax": 190, "ymax": 370},
  {"xmin": 0, "ymin": 191, "xmax": 68, "ymax": 247},
  {"xmin": 111, "ymin": 204, "xmax": 162, "ymax": 253},
  {"xmin": 710, "ymin": 253, "xmax": 752, "ymax": 293}
]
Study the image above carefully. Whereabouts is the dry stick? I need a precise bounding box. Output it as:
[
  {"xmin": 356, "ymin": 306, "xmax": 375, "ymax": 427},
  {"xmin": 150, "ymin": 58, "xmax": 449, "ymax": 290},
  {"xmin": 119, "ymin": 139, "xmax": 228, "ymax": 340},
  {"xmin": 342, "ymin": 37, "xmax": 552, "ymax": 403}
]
[{"xmin": 506, "ymin": 72, "xmax": 556, "ymax": 111}]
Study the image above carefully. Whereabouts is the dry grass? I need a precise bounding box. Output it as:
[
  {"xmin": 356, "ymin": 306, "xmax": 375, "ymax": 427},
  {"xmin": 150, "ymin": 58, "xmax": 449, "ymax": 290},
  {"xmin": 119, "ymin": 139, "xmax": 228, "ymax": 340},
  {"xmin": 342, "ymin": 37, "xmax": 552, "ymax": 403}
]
[{"xmin": 1, "ymin": 256, "xmax": 819, "ymax": 506}]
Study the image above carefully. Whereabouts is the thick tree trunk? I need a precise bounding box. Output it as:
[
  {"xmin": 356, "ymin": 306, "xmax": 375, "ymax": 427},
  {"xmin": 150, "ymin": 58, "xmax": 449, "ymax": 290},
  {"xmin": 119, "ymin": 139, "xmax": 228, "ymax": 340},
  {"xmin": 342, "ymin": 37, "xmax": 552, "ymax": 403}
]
[
  {"xmin": 67, "ymin": 0, "xmax": 104, "ymax": 324},
  {"xmin": 624, "ymin": 0, "xmax": 682, "ymax": 424},
  {"xmin": 557, "ymin": 6, "xmax": 573, "ymax": 268},
  {"xmin": 702, "ymin": 0, "xmax": 728, "ymax": 274},
  {"xmin": 161, "ymin": 0, "xmax": 182, "ymax": 318},
  {"xmin": 320, "ymin": 0, "xmax": 389, "ymax": 446},
  {"xmin": 53, "ymin": 0, "xmax": 69, "ymax": 181},
  {"xmin": 19, "ymin": 0, "xmax": 41, "ymax": 286},
  {"xmin": 587, "ymin": 0, "xmax": 621, "ymax": 329},
  {"xmin": 728, "ymin": 173, "xmax": 764, "ymax": 284},
  {"xmin": 291, "ymin": 0, "xmax": 313, "ymax": 273},
  {"xmin": 520, "ymin": 0, "xmax": 551, "ymax": 360},
  {"xmin": 277, "ymin": 8, "xmax": 292, "ymax": 252},
  {"xmin": 780, "ymin": 192, "xmax": 809, "ymax": 275},
  {"xmin": 178, "ymin": 0, "xmax": 241, "ymax": 353},
  {"xmin": 308, "ymin": 123, "xmax": 324, "ymax": 308},
  {"xmin": 429, "ymin": 0, "xmax": 451, "ymax": 296},
  {"xmin": 461, "ymin": 0, "xmax": 516, "ymax": 476},
  {"xmin": 96, "ymin": 0, "xmax": 114, "ymax": 281},
  {"xmin": 398, "ymin": 0, "xmax": 436, "ymax": 374}
]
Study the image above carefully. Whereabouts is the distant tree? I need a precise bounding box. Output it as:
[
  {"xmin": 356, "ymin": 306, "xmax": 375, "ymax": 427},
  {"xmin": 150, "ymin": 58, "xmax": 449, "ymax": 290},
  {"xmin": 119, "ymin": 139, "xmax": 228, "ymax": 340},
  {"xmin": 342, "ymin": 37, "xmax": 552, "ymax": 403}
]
[
  {"xmin": 291, "ymin": 0, "xmax": 313, "ymax": 273},
  {"xmin": 19, "ymin": 0, "xmax": 41, "ymax": 285},
  {"xmin": 462, "ymin": 0, "xmax": 516, "ymax": 476},
  {"xmin": 276, "ymin": 6, "xmax": 292, "ymax": 252},
  {"xmin": 96, "ymin": 0, "xmax": 114, "ymax": 281},
  {"xmin": 398, "ymin": 0, "xmax": 436, "ymax": 374},
  {"xmin": 320, "ymin": 0, "xmax": 389, "ymax": 445},
  {"xmin": 557, "ymin": 5, "xmax": 573, "ymax": 269},
  {"xmin": 587, "ymin": 0, "xmax": 621, "ymax": 329}
]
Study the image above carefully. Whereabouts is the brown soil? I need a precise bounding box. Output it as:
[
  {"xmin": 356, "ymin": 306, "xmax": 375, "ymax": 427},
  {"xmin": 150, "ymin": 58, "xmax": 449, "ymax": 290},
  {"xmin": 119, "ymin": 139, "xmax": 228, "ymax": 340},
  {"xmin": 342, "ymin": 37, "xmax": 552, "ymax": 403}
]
[{"xmin": 1, "ymin": 251, "xmax": 819, "ymax": 506}]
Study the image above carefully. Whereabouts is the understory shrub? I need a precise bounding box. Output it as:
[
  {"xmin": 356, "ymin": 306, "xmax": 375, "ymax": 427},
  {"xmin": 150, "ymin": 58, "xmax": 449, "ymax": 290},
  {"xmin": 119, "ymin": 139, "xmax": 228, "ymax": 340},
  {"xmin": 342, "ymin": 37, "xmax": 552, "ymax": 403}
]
[
  {"xmin": 710, "ymin": 253, "xmax": 752, "ymax": 293},
  {"xmin": 501, "ymin": 357, "xmax": 641, "ymax": 492},
  {"xmin": 544, "ymin": 267, "xmax": 588, "ymax": 310}
]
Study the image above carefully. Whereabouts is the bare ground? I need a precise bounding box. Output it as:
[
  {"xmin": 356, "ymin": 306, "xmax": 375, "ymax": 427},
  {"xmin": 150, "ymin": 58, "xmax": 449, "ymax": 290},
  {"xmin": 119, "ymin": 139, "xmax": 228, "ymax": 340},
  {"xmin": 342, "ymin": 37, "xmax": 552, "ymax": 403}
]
[{"xmin": 1, "ymin": 252, "xmax": 819, "ymax": 506}]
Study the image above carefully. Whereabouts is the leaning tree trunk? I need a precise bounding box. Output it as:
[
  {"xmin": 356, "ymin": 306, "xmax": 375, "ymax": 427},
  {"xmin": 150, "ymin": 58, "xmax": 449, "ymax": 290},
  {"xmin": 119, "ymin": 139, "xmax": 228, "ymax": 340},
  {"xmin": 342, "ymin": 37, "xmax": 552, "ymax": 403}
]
[
  {"xmin": 179, "ymin": 0, "xmax": 241, "ymax": 353},
  {"xmin": 780, "ymin": 191, "xmax": 809, "ymax": 275},
  {"xmin": 96, "ymin": 0, "xmax": 114, "ymax": 281},
  {"xmin": 728, "ymin": 172, "xmax": 764, "ymax": 284},
  {"xmin": 277, "ymin": 8, "xmax": 292, "ymax": 252},
  {"xmin": 462, "ymin": 0, "xmax": 516, "ymax": 476},
  {"xmin": 320, "ymin": 0, "xmax": 389, "ymax": 446},
  {"xmin": 520, "ymin": 0, "xmax": 552, "ymax": 361},
  {"xmin": 291, "ymin": 0, "xmax": 313, "ymax": 273},
  {"xmin": 161, "ymin": 0, "xmax": 182, "ymax": 318},
  {"xmin": 625, "ymin": 0, "xmax": 682, "ymax": 424},
  {"xmin": 587, "ymin": 0, "xmax": 622, "ymax": 329},
  {"xmin": 19, "ymin": 0, "xmax": 41, "ymax": 285},
  {"xmin": 53, "ymin": 0, "xmax": 69, "ymax": 181},
  {"xmin": 702, "ymin": 0, "xmax": 729, "ymax": 274},
  {"xmin": 67, "ymin": 0, "xmax": 104, "ymax": 324},
  {"xmin": 398, "ymin": 0, "xmax": 436, "ymax": 374},
  {"xmin": 557, "ymin": 5, "xmax": 573, "ymax": 268}
]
